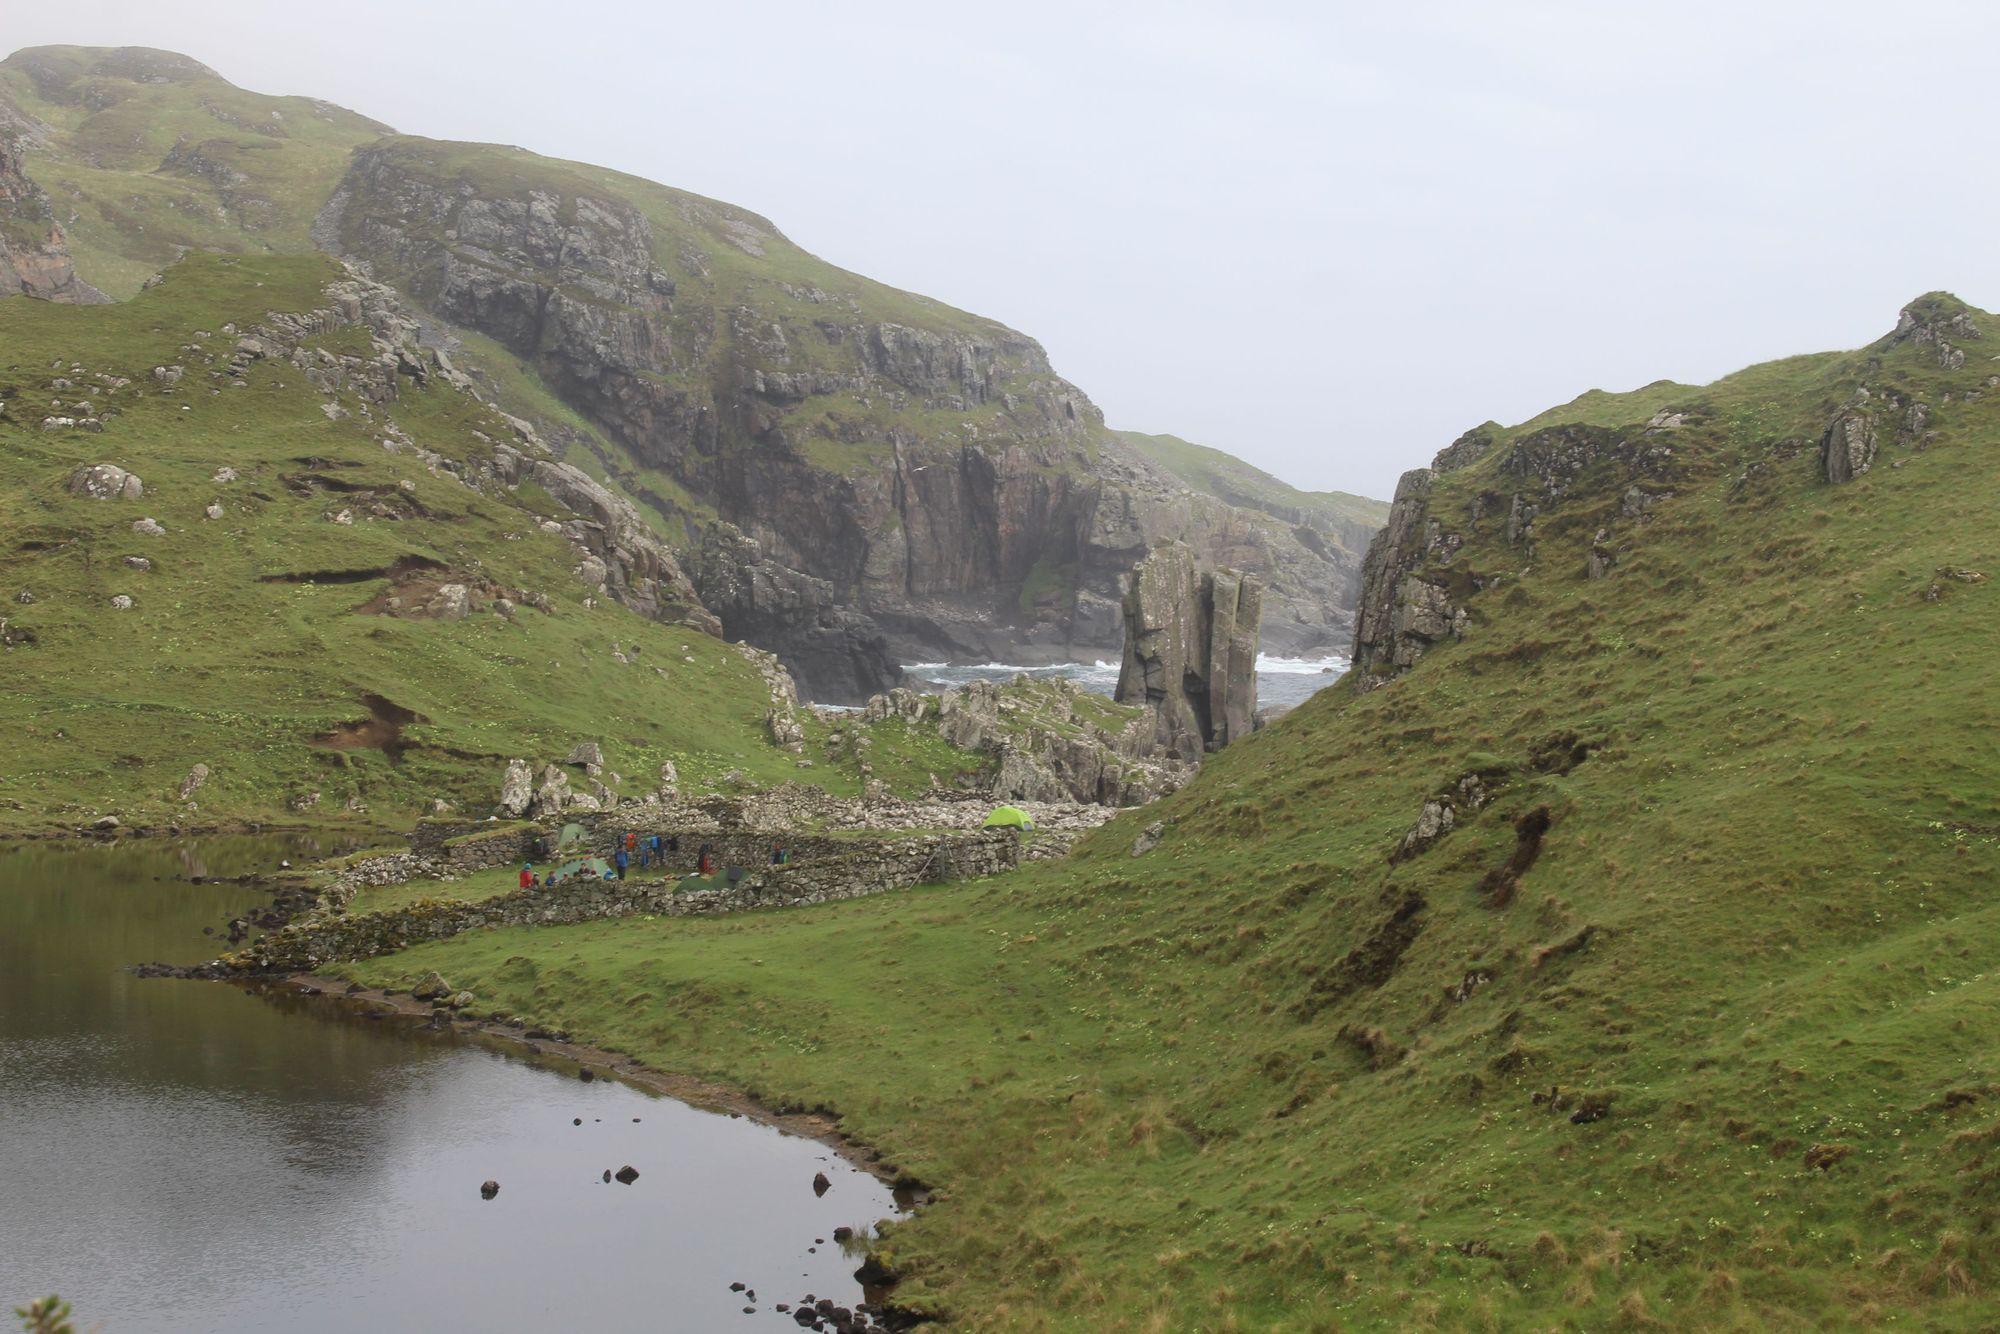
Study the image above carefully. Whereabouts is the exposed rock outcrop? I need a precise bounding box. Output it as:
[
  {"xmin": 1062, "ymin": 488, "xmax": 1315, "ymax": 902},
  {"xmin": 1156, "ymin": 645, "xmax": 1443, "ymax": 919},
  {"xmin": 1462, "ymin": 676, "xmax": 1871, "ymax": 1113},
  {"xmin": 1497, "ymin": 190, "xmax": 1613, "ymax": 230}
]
[
  {"xmin": 1821, "ymin": 406, "xmax": 1876, "ymax": 484},
  {"xmin": 1115, "ymin": 542, "xmax": 1260, "ymax": 757},
  {"xmin": 1886, "ymin": 297, "xmax": 1981, "ymax": 371},
  {"xmin": 1431, "ymin": 424, "xmax": 1498, "ymax": 474},
  {"xmin": 498, "ymin": 759, "xmax": 534, "ymax": 817},
  {"xmin": 1352, "ymin": 421, "xmax": 1684, "ymax": 689},
  {"xmin": 1350, "ymin": 469, "xmax": 1452, "ymax": 686},
  {"xmin": 861, "ymin": 677, "xmax": 1189, "ymax": 806},
  {"xmin": 0, "ymin": 141, "xmax": 107, "ymax": 304}
]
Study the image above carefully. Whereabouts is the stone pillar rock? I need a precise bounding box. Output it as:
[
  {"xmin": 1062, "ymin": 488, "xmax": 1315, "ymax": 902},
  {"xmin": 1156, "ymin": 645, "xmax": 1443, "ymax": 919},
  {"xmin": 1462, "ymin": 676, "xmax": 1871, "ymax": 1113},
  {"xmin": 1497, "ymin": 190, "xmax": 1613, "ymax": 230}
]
[{"xmin": 1114, "ymin": 542, "xmax": 1260, "ymax": 756}]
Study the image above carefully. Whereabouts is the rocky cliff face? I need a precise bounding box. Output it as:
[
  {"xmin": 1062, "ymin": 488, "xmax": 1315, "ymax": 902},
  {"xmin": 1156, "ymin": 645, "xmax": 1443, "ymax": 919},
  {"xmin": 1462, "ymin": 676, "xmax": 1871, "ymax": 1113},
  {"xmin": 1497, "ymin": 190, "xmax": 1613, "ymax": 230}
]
[
  {"xmin": 1115, "ymin": 542, "xmax": 1261, "ymax": 756},
  {"xmin": 314, "ymin": 139, "xmax": 1366, "ymax": 695},
  {"xmin": 0, "ymin": 142, "xmax": 104, "ymax": 303}
]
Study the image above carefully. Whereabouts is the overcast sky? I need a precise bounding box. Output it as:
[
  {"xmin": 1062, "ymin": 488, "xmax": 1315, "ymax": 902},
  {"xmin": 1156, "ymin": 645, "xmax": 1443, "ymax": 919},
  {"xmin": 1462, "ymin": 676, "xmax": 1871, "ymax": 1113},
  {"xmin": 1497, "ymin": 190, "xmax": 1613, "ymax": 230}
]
[{"xmin": 11, "ymin": 2, "xmax": 1999, "ymax": 498}]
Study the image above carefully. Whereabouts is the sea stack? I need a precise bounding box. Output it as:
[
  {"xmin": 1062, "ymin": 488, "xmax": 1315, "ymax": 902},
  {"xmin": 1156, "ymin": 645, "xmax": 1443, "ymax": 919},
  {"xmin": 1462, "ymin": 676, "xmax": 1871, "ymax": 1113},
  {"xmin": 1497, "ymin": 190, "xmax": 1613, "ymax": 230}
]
[{"xmin": 1114, "ymin": 542, "xmax": 1261, "ymax": 757}]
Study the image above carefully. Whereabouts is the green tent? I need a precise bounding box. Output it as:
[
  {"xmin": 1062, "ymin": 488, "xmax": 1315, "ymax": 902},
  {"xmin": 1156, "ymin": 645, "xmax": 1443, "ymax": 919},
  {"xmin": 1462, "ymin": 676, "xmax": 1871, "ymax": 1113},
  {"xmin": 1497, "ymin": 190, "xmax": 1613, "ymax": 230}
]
[
  {"xmin": 982, "ymin": 805, "xmax": 1035, "ymax": 831},
  {"xmin": 551, "ymin": 856, "xmax": 612, "ymax": 880},
  {"xmin": 556, "ymin": 822, "xmax": 588, "ymax": 849}
]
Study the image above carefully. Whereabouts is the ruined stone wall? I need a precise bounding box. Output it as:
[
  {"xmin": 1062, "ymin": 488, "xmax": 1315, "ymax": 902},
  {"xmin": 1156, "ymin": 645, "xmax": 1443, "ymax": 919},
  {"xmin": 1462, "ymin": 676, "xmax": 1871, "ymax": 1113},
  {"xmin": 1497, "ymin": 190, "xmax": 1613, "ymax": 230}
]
[{"xmin": 229, "ymin": 830, "xmax": 1022, "ymax": 973}]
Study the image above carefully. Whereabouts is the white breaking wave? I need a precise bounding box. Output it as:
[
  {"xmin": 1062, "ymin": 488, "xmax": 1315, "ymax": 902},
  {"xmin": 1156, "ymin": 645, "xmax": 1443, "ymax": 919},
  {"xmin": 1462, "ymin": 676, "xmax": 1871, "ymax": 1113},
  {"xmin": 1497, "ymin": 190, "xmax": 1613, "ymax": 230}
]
[
  {"xmin": 827, "ymin": 654, "xmax": 1347, "ymax": 709},
  {"xmin": 1255, "ymin": 653, "xmax": 1349, "ymax": 674}
]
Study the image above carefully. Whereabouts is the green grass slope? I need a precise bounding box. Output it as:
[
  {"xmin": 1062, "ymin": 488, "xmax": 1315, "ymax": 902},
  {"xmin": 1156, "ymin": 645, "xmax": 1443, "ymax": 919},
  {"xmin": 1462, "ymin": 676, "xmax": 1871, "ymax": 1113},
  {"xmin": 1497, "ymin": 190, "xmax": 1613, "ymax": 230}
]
[
  {"xmin": 349, "ymin": 296, "xmax": 1999, "ymax": 1328},
  {"xmin": 0, "ymin": 46, "xmax": 389, "ymax": 297},
  {"xmin": 0, "ymin": 252, "xmax": 967, "ymax": 832},
  {"xmin": 1115, "ymin": 427, "xmax": 1388, "ymax": 547}
]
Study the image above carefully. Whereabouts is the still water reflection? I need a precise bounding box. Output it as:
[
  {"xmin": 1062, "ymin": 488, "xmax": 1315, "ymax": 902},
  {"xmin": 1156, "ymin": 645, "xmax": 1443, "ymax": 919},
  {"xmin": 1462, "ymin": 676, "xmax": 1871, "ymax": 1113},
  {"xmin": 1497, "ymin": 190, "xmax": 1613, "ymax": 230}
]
[{"xmin": 0, "ymin": 836, "xmax": 898, "ymax": 1331}]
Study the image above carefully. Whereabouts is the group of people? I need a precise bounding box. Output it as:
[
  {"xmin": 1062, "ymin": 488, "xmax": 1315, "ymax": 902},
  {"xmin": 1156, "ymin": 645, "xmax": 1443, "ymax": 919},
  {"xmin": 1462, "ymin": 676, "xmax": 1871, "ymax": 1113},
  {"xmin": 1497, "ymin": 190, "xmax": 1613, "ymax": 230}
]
[{"xmin": 516, "ymin": 833, "xmax": 792, "ymax": 890}]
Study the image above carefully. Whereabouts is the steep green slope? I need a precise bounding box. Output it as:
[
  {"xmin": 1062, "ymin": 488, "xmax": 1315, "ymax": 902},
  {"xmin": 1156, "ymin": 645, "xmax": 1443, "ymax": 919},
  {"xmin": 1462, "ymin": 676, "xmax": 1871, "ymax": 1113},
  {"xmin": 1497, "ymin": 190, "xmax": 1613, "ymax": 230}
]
[
  {"xmin": 0, "ymin": 46, "xmax": 389, "ymax": 297},
  {"xmin": 348, "ymin": 297, "xmax": 1998, "ymax": 1328},
  {"xmin": 1115, "ymin": 427, "xmax": 1388, "ymax": 548},
  {"xmin": 0, "ymin": 252, "xmax": 965, "ymax": 832}
]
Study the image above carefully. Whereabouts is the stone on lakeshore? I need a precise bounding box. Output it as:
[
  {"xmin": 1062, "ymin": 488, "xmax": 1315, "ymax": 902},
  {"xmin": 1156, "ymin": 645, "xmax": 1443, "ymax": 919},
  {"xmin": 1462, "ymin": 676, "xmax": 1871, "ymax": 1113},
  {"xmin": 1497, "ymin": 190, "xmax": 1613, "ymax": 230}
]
[
  {"xmin": 410, "ymin": 971, "xmax": 451, "ymax": 1001},
  {"xmin": 613, "ymin": 1164, "xmax": 639, "ymax": 1184},
  {"xmin": 564, "ymin": 740, "xmax": 604, "ymax": 768},
  {"xmin": 176, "ymin": 764, "xmax": 210, "ymax": 800},
  {"xmin": 812, "ymin": 1171, "xmax": 831, "ymax": 1196},
  {"xmin": 480, "ymin": 1179, "xmax": 499, "ymax": 1199}
]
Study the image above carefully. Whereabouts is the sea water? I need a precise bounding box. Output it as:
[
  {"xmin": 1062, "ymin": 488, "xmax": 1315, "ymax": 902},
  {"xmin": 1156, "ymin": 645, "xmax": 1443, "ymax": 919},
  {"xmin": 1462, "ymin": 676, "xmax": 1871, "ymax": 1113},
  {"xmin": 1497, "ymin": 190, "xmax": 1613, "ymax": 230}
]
[{"xmin": 905, "ymin": 652, "xmax": 1349, "ymax": 713}]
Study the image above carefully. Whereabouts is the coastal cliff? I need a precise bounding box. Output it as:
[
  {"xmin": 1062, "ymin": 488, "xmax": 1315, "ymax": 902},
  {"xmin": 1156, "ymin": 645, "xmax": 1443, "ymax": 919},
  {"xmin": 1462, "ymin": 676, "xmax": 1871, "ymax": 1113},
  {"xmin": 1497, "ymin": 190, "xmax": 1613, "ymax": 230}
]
[{"xmin": 0, "ymin": 46, "xmax": 1384, "ymax": 699}]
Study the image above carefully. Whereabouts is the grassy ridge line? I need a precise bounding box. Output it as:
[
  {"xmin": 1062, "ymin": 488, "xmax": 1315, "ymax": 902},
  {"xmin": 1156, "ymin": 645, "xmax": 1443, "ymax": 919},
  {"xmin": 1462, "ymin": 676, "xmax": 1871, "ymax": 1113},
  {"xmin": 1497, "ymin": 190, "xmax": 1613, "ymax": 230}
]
[
  {"xmin": 348, "ymin": 301, "xmax": 1997, "ymax": 1328},
  {"xmin": 0, "ymin": 253, "xmax": 982, "ymax": 831},
  {"xmin": 1113, "ymin": 428, "xmax": 1388, "ymax": 543}
]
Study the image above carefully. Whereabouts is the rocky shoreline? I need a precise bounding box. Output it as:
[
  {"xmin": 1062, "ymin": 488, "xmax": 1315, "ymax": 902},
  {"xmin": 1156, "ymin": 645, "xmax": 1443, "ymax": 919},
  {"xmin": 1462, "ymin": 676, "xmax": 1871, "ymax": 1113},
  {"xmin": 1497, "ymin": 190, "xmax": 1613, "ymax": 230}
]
[
  {"xmin": 265, "ymin": 973, "xmax": 931, "ymax": 1198},
  {"xmin": 240, "ymin": 974, "xmax": 932, "ymax": 1329},
  {"xmin": 131, "ymin": 917, "xmax": 937, "ymax": 1328}
]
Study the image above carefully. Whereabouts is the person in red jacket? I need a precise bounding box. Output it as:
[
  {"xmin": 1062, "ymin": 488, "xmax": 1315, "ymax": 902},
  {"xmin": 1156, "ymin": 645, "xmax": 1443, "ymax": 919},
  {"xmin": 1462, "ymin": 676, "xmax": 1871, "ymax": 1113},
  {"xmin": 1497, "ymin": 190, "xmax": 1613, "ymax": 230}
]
[{"xmin": 518, "ymin": 863, "xmax": 535, "ymax": 890}]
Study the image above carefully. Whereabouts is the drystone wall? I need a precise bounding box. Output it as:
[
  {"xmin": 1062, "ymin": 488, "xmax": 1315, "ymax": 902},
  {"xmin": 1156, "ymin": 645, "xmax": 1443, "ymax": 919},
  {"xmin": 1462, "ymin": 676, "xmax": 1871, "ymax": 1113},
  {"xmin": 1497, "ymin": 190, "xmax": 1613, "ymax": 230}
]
[{"xmin": 227, "ymin": 829, "xmax": 1022, "ymax": 973}]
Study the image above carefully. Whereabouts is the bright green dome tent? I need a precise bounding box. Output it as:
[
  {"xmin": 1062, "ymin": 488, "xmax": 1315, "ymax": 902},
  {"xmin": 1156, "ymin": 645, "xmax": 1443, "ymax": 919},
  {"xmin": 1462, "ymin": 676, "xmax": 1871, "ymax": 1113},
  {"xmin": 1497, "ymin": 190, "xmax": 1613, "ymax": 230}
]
[{"xmin": 981, "ymin": 805, "xmax": 1035, "ymax": 831}]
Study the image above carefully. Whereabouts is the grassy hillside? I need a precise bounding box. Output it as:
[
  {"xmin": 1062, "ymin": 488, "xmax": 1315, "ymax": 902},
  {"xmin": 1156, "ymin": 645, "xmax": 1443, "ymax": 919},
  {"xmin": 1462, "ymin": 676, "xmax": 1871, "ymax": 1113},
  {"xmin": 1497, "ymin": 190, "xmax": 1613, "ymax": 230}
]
[
  {"xmin": 1115, "ymin": 428, "xmax": 1388, "ymax": 543},
  {"xmin": 2, "ymin": 46, "xmax": 1377, "ymax": 670},
  {"xmin": 0, "ymin": 46, "xmax": 389, "ymax": 297},
  {"xmin": 348, "ymin": 297, "xmax": 1998, "ymax": 1328},
  {"xmin": 0, "ymin": 252, "xmax": 977, "ymax": 832}
]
